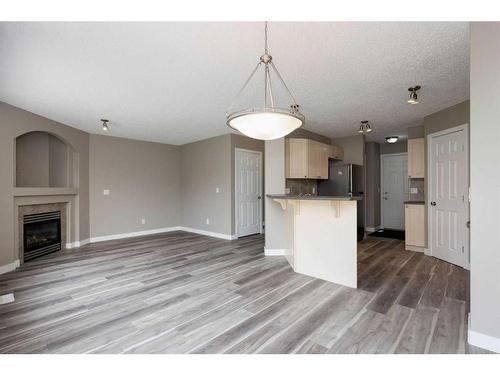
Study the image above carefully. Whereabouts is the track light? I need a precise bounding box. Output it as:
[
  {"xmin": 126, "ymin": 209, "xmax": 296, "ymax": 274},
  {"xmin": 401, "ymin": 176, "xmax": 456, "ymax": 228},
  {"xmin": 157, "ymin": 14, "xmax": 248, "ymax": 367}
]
[
  {"xmin": 101, "ymin": 119, "xmax": 109, "ymax": 132},
  {"xmin": 358, "ymin": 120, "xmax": 372, "ymax": 134},
  {"xmin": 407, "ymin": 86, "xmax": 421, "ymax": 104},
  {"xmin": 386, "ymin": 136, "xmax": 399, "ymax": 144}
]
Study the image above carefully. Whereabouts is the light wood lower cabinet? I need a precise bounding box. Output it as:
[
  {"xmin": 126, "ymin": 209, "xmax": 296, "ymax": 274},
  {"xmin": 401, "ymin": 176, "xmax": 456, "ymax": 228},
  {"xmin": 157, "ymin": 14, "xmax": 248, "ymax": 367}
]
[
  {"xmin": 405, "ymin": 203, "xmax": 425, "ymax": 251},
  {"xmin": 285, "ymin": 138, "xmax": 343, "ymax": 179}
]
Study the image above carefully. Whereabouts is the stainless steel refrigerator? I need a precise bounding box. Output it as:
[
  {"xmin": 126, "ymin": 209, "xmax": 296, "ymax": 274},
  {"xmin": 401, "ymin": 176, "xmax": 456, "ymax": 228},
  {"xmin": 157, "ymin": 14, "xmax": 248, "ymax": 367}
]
[{"xmin": 317, "ymin": 161, "xmax": 365, "ymax": 241}]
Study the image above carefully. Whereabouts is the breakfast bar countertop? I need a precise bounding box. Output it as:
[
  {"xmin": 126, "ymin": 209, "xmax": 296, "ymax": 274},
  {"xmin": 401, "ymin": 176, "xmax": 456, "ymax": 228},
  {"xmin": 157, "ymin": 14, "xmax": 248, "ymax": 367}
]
[{"xmin": 266, "ymin": 194, "xmax": 363, "ymax": 201}]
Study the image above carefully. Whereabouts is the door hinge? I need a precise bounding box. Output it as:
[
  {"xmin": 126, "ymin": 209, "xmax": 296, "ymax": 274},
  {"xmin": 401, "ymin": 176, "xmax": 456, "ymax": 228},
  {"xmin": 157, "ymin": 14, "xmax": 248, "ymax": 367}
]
[{"xmin": 462, "ymin": 246, "xmax": 465, "ymax": 253}]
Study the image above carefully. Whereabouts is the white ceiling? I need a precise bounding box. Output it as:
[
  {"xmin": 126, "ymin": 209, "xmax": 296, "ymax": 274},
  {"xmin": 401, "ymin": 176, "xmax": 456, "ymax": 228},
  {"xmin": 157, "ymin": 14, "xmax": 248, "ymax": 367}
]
[{"xmin": 0, "ymin": 22, "xmax": 470, "ymax": 145}]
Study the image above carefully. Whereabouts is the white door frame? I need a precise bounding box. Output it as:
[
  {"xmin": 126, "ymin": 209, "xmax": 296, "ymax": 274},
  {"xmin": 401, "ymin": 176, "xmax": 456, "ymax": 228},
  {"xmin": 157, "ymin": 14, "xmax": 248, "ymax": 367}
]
[
  {"xmin": 234, "ymin": 148, "xmax": 263, "ymax": 238},
  {"xmin": 427, "ymin": 123, "xmax": 470, "ymax": 269},
  {"xmin": 380, "ymin": 152, "xmax": 408, "ymax": 230}
]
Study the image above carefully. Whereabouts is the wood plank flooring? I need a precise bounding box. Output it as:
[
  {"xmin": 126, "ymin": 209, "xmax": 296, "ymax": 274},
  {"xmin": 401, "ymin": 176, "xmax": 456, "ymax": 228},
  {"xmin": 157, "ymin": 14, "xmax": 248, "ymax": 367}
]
[{"xmin": 0, "ymin": 232, "xmax": 491, "ymax": 354}]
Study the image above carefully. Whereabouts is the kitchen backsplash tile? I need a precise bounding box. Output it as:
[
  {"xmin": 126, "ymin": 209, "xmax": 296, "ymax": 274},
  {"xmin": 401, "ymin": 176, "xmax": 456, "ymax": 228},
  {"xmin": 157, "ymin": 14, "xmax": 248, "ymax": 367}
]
[{"xmin": 286, "ymin": 179, "xmax": 318, "ymax": 195}]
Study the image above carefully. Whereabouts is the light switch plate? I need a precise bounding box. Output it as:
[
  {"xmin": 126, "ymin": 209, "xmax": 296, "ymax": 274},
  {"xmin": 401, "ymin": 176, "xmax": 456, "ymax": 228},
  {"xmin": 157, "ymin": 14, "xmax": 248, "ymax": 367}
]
[
  {"xmin": 410, "ymin": 187, "xmax": 418, "ymax": 194},
  {"xmin": 216, "ymin": 187, "xmax": 220, "ymax": 193},
  {"xmin": 103, "ymin": 189, "xmax": 110, "ymax": 195}
]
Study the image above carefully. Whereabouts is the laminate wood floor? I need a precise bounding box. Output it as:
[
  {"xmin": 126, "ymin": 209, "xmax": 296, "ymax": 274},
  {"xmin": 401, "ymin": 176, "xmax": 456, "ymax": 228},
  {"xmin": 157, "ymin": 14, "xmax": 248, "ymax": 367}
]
[{"xmin": 0, "ymin": 232, "xmax": 491, "ymax": 354}]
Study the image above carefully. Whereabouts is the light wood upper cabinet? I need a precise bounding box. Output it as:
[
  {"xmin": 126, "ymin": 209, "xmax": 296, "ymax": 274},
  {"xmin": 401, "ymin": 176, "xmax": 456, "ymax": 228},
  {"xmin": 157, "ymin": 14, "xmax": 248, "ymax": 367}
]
[
  {"xmin": 285, "ymin": 138, "xmax": 308, "ymax": 178},
  {"xmin": 285, "ymin": 138, "xmax": 340, "ymax": 179},
  {"xmin": 405, "ymin": 203, "xmax": 425, "ymax": 248},
  {"xmin": 408, "ymin": 138, "xmax": 425, "ymax": 178},
  {"xmin": 330, "ymin": 145, "xmax": 344, "ymax": 160}
]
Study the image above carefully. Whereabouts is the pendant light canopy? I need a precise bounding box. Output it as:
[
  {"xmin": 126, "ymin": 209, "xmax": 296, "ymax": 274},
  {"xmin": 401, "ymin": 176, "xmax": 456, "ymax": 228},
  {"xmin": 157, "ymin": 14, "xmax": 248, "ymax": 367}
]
[
  {"xmin": 407, "ymin": 86, "xmax": 421, "ymax": 104},
  {"xmin": 358, "ymin": 120, "xmax": 372, "ymax": 134},
  {"xmin": 226, "ymin": 22, "xmax": 305, "ymax": 140}
]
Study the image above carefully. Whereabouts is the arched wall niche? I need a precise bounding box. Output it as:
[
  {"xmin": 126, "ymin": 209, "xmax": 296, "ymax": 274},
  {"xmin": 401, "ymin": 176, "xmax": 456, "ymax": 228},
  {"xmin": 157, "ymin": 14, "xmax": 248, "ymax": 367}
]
[{"xmin": 15, "ymin": 131, "xmax": 79, "ymax": 188}]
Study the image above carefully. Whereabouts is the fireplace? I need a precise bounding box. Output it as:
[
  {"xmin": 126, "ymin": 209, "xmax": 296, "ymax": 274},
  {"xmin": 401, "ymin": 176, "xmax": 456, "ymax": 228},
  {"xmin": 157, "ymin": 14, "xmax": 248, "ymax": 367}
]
[{"xmin": 23, "ymin": 211, "xmax": 61, "ymax": 261}]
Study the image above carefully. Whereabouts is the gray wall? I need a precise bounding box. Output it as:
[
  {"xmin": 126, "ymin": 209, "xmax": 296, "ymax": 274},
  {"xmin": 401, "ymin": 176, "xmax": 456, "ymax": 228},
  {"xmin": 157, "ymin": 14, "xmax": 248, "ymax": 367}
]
[
  {"xmin": 49, "ymin": 135, "xmax": 69, "ymax": 187},
  {"xmin": 408, "ymin": 125, "xmax": 424, "ymax": 139},
  {"xmin": 423, "ymin": 100, "xmax": 470, "ymax": 137},
  {"xmin": 264, "ymin": 138, "xmax": 287, "ymax": 251},
  {"xmin": 16, "ymin": 131, "xmax": 50, "ymax": 187},
  {"xmin": 469, "ymin": 22, "xmax": 500, "ymax": 346},
  {"xmin": 287, "ymin": 128, "xmax": 331, "ymax": 144},
  {"xmin": 332, "ymin": 135, "xmax": 365, "ymax": 165},
  {"xmin": 16, "ymin": 131, "xmax": 71, "ymax": 188},
  {"xmin": 180, "ymin": 134, "xmax": 232, "ymax": 235},
  {"xmin": 89, "ymin": 134, "xmax": 181, "ymax": 238},
  {"xmin": 230, "ymin": 134, "xmax": 265, "ymax": 235},
  {"xmin": 0, "ymin": 101, "xmax": 90, "ymax": 268},
  {"xmin": 365, "ymin": 142, "xmax": 381, "ymax": 229},
  {"xmin": 380, "ymin": 141, "xmax": 407, "ymax": 154}
]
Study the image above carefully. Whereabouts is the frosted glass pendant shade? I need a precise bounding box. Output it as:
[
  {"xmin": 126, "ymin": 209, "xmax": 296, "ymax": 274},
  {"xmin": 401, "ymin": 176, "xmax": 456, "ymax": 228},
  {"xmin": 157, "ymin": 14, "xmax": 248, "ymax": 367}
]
[{"xmin": 227, "ymin": 109, "xmax": 304, "ymax": 140}]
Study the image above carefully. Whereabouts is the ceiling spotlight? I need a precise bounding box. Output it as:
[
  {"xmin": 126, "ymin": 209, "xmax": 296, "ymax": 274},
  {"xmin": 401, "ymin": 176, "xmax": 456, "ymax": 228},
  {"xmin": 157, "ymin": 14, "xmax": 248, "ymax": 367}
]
[
  {"xmin": 386, "ymin": 136, "xmax": 399, "ymax": 144},
  {"xmin": 358, "ymin": 120, "xmax": 372, "ymax": 134},
  {"xmin": 407, "ymin": 86, "xmax": 421, "ymax": 104},
  {"xmin": 101, "ymin": 119, "xmax": 109, "ymax": 132}
]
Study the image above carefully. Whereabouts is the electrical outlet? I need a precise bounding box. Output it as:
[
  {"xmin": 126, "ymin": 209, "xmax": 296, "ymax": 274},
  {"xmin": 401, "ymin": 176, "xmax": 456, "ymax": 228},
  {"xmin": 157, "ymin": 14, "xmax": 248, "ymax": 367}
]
[
  {"xmin": 141, "ymin": 218, "xmax": 146, "ymax": 225},
  {"xmin": 216, "ymin": 187, "xmax": 220, "ymax": 193},
  {"xmin": 410, "ymin": 187, "xmax": 418, "ymax": 194},
  {"xmin": 206, "ymin": 218, "xmax": 210, "ymax": 225},
  {"xmin": 103, "ymin": 189, "xmax": 110, "ymax": 195}
]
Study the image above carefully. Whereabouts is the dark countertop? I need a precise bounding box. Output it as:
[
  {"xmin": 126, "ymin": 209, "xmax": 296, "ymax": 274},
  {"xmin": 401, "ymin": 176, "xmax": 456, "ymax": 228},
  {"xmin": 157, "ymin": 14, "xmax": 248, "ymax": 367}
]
[
  {"xmin": 404, "ymin": 201, "xmax": 425, "ymax": 205},
  {"xmin": 267, "ymin": 194, "xmax": 363, "ymax": 201}
]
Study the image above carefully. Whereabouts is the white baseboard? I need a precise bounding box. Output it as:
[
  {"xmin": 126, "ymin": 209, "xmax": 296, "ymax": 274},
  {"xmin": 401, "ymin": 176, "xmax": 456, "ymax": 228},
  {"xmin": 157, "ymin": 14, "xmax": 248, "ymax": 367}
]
[
  {"xmin": 88, "ymin": 226, "xmax": 236, "ymax": 244},
  {"xmin": 0, "ymin": 259, "xmax": 20, "ymax": 275},
  {"xmin": 178, "ymin": 227, "xmax": 237, "ymax": 241},
  {"xmin": 468, "ymin": 313, "xmax": 500, "ymax": 353},
  {"xmin": 264, "ymin": 248, "xmax": 286, "ymax": 256},
  {"xmin": 0, "ymin": 293, "xmax": 15, "ymax": 305},
  {"xmin": 468, "ymin": 329, "xmax": 500, "ymax": 353},
  {"xmin": 66, "ymin": 238, "xmax": 90, "ymax": 249},
  {"xmin": 90, "ymin": 226, "xmax": 183, "ymax": 243},
  {"xmin": 365, "ymin": 226, "xmax": 381, "ymax": 233}
]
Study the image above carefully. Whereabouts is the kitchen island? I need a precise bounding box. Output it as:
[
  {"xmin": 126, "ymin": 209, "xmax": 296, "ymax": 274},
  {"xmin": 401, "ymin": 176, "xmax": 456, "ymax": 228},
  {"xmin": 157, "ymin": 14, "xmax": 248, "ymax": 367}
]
[{"xmin": 266, "ymin": 194, "xmax": 362, "ymax": 288}]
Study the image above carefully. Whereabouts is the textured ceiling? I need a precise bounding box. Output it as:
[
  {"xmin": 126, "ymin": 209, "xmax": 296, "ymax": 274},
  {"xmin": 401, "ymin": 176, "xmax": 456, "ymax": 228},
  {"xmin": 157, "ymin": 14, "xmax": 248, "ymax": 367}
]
[{"xmin": 0, "ymin": 22, "xmax": 469, "ymax": 145}]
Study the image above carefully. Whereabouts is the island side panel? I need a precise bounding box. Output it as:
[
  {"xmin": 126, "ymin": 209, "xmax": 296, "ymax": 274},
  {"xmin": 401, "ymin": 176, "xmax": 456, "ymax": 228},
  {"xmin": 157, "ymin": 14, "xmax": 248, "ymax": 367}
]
[{"xmin": 293, "ymin": 200, "xmax": 357, "ymax": 288}]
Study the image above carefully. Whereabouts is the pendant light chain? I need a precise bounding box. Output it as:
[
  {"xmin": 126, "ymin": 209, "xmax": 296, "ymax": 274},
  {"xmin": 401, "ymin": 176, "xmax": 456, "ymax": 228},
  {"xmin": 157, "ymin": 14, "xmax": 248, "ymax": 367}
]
[{"xmin": 264, "ymin": 21, "xmax": 269, "ymax": 54}]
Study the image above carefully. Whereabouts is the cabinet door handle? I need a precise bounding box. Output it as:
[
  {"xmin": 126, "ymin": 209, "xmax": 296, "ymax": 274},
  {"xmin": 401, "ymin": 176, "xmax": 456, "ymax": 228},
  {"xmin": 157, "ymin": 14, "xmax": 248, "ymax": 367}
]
[{"xmin": 430, "ymin": 201, "xmax": 436, "ymax": 206}]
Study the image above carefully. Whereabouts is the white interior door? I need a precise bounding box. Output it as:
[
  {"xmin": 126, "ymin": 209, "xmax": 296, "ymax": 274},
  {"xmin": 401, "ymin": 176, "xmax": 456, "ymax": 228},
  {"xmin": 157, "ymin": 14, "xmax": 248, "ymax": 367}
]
[
  {"xmin": 381, "ymin": 153, "xmax": 408, "ymax": 230},
  {"xmin": 235, "ymin": 148, "xmax": 262, "ymax": 237},
  {"xmin": 429, "ymin": 125, "xmax": 469, "ymax": 268}
]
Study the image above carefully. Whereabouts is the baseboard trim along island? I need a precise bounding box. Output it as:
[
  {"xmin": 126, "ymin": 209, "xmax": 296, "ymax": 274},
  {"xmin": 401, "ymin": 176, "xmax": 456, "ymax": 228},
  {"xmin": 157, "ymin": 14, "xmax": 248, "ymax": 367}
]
[{"xmin": 266, "ymin": 194, "xmax": 362, "ymax": 288}]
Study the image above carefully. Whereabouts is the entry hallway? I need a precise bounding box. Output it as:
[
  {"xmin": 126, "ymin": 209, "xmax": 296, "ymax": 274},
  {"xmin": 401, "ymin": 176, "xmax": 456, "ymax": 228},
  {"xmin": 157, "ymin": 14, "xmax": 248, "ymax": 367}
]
[{"xmin": 0, "ymin": 232, "xmax": 487, "ymax": 353}]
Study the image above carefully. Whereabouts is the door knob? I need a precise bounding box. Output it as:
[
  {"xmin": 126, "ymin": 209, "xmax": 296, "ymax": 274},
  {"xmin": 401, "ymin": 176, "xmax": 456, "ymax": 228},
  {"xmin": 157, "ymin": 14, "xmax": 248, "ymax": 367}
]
[
  {"xmin": 430, "ymin": 201, "xmax": 436, "ymax": 206},
  {"xmin": 257, "ymin": 196, "xmax": 262, "ymax": 200}
]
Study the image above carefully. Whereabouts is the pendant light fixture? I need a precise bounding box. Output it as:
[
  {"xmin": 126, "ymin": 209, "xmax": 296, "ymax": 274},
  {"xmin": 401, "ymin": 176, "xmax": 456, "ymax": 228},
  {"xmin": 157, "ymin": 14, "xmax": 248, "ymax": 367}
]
[
  {"xmin": 358, "ymin": 120, "xmax": 372, "ymax": 134},
  {"xmin": 407, "ymin": 86, "xmax": 421, "ymax": 104},
  {"xmin": 101, "ymin": 119, "xmax": 109, "ymax": 132},
  {"xmin": 226, "ymin": 22, "xmax": 305, "ymax": 140}
]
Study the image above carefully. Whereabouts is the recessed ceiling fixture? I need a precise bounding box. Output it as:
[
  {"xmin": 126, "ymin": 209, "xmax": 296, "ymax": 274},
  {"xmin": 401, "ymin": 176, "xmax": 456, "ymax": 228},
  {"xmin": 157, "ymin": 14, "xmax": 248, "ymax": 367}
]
[
  {"xmin": 226, "ymin": 22, "xmax": 304, "ymax": 140},
  {"xmin": 101, "ymin": 119, "xmax": 109, "ymax": 132},
  {"xmin": 386, "ymin": 136, "xmax": 399, "ymax": 144},
  {"xmin": 407, "ymin": 86, "xmax": 421, "ymax": 104},
  {"xmin": 358, "ymin": 120, "xmax": 372, "ymax": 134}
]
